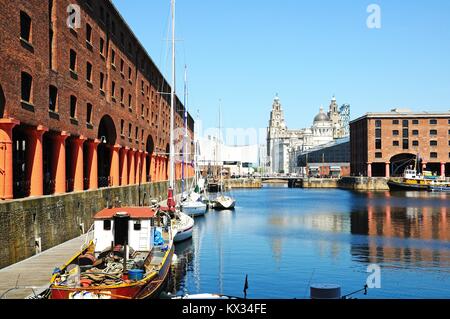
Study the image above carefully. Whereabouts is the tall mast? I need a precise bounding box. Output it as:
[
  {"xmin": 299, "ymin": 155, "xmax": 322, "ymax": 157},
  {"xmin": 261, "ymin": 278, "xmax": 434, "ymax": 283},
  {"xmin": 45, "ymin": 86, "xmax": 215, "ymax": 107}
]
[
  {"xmin": 219, "ymin": 101, "xmax": 223, "ymax": 192},
  {"xmin": 169, "ymin": 0, "xmax": 176, "ymax": 191},
  {"xmin": 182, "ymin": 65, "xmax": 188, "ymax": 194}
]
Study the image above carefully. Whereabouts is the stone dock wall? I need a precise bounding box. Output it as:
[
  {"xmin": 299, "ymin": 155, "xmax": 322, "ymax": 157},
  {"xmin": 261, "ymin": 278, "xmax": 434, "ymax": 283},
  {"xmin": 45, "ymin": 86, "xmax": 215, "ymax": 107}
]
[
  {"xmin": 0, "ymin": 180, "xmax": 188, "ymax": 269},
  {"xmin": 288, "ymin": 177, "xmax": 389, "ymax": 191},
  {"xmin": 225, "ymin": 178, "xmax": 263, "ymax": 189},
  {"xmin": 338, "ymin": 177, "xmax": 390, "ymax": 191}
]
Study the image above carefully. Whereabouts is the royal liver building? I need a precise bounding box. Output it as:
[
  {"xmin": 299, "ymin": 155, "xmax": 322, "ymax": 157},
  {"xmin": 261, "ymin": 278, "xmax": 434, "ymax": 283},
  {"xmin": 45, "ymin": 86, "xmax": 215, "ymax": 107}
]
[{"xmin": 266, "ymin": 95, "xmax": 349, "ymax": 174}]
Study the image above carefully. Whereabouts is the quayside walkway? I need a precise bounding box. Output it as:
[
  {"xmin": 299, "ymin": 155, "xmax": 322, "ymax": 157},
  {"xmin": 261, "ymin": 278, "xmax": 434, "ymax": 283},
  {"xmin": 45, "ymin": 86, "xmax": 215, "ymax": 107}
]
[{"xmin": 0, "ymin": 235, "xmax": 86, "ymax": 299}]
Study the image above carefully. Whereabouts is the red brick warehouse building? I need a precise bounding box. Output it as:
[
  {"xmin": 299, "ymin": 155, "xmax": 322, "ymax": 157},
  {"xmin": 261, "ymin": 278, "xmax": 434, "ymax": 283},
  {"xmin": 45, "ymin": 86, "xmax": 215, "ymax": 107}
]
[
  {"xmin": 350, "ymin": 109, "xmax": 450, "ymax": 178},
  {"xmin": 0, "ymin": 0, "xmax": 195, "ymax": 200}
]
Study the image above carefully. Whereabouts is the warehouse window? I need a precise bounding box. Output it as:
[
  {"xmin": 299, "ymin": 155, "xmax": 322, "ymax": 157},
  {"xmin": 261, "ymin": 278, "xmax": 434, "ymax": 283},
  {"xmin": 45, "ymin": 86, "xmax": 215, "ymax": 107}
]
[
  {"xmin": 403, "ymin": 139, "xmax": 409, "ymax": 150},
  {"xmin": 412, "ymin": 141, "xmax": 419, "ymax": 147},
  {"xmin": 70, "ymin": 95, "xmax": 77, "ymax": 119},
  {"xmin": 70, "ymin": 49, "xmax": 77, "ymax": 72},
  {"xmin": 430, "ymin": 119, "xmax": 437, "ymax": 125},
  {"xmin": 111, "ymin": 81, "xmax": 116, "ymax": 98},
  {"xmin": 430, "ymin": 130, "xmax": 438, "ymax": 136},
  {"xmin": 100, "ymin": 37, "xmax": 105, "ymax": 56},
  {"xmin": 86, "ymin": 103, "xmax": 93, "ymax": 124},
  {"xmin": 86, "ymin": 62, "xmax": 92, "ymax": 82},
  {"xmin": 403, "ymin": 129, "xmax": 409, "ymax": 138},
  {"xmin": 100, "ymin": 72, "xmax": 105, "ymax": 91},
  {"xmin": 21, "ymin": 72, "xmax": 33, "ymax": 103},
  {"xmin": 120, "ymin": 120, "xmax": 124, "ymax": 135},
  {"xmin": 49, "ymin": 85, "xmax": 58, "ymax": 112},
  {"xmin": 120, "ymin": 88, "xmax": 124, "ymax": 104},
  {"xmin": 430, "ymin": 152, "xmax": 438, "ymax": 159},
  {"xmin": 430, "ymin": 140, "xmax": 438, "ymax": 147},
  {"xmin": 86, "ymin": 23, "xmax": 92, "ymax": 44},
  {"xmin": 393, "ymin": 141, "xmax": 399, "ymax": 147},
  {"xmin": 20, "ymin": 11, "xmax": 32, "ymax": 43},
  {"xmin": 412, "ymin": 120, "xmax": 419, "ymax": 125},
  {"xmin": 375, "ymin": 139, "xmax": 382, "ymax": 150},
  {"xmin": 128, "ymin": 124, "xmax": 132, "ymax": 138},
  {"xmin": 111, "ymin": 49, "xmax": 116, "ymax": 66}
]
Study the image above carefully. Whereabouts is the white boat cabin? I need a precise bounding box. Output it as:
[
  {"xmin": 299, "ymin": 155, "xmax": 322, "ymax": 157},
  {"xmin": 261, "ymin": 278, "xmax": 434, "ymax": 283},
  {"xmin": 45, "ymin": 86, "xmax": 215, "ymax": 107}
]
[
  {"xmin": 93, "ymin": 208, "xmax": 160, "ymax": 254},
  {"xmin": 403, "ymin": 169, "xmax": 419, "ymax": 179}
]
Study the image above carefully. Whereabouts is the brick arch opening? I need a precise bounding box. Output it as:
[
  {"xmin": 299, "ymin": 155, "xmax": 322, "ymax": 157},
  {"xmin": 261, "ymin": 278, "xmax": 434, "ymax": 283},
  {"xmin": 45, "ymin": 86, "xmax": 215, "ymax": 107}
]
[
  {"xmin": 146, "ymin": 135, "xmax": 154, "ymax": 181},
  {"xmin": 98, "ymin": 115, "xmax": 117, "ymax": 187},
  {"xmin": 390, "ymin": 153, "xmax": 420, "ymax": 176},
  {"xmin": 0, "ymin": 84, "xmax": 5, "ymax": 118},
  {"xmin": 12, "ymin": 125, "xmax": 29, "ymax": 198}
]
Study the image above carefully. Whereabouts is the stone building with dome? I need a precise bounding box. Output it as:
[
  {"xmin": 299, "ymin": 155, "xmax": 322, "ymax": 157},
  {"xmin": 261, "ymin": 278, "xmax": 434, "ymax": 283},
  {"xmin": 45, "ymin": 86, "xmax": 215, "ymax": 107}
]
[{"xmin": 266, "ymin": 95, "xmax": 349, "ymax": 174}]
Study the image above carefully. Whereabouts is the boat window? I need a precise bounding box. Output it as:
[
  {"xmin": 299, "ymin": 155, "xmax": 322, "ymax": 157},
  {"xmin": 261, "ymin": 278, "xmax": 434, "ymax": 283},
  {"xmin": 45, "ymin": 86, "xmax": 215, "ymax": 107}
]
[
  {"xmin": 104, "ymin": 220, "xmax": 111, "ymax": 231},
  {"xmin": 134, "ymin": 221, "xmax": 142, "ymax": 231}
]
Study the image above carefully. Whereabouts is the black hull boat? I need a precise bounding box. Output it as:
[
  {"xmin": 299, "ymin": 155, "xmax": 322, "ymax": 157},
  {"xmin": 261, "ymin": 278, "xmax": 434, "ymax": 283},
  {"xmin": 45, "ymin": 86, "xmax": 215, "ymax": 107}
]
[{"xmin": 387, "ymin": 180, "xmax": 429, "ymax": 191}]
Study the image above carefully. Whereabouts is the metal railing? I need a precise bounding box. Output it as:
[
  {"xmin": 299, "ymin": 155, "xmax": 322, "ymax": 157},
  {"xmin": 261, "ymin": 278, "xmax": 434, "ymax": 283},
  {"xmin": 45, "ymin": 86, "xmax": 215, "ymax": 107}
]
[
  {"xmin": 98, "ymin": 176, "xmax": 112, "ymax": 188},
  {"xmin": 80, "ymin": 223, "xmax": 95, "ymax": 252}
]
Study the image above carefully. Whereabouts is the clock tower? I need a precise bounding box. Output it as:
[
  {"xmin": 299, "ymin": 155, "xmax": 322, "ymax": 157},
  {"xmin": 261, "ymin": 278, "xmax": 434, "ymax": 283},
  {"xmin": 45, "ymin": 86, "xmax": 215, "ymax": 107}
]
[{"xmin": 267, "ymin": 95, "xmax": 289, "ymax": 174}]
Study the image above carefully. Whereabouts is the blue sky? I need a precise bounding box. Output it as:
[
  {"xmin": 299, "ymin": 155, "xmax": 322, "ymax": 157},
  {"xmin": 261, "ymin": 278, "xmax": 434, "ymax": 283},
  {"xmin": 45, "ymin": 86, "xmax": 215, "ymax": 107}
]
[{"xmin": 112, "ymin": 0, "xmax": 450, "ymax": 136}]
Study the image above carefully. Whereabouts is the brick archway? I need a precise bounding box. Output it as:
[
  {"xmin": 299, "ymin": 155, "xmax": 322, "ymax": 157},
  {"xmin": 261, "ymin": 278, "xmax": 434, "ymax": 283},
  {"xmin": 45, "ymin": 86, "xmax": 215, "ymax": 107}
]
[
  {"xmin": 146, "ymin": 135, "xmax": 154, "ymax": 181},
  {"xmin": 98, "ymin": 115, "xmax": 117, "ymax": 187},
  {"xmin": 390, "ymin": 153, "xmax": 419, "ymax": 176},
  {"xmin": 0, "ymin": 84, "xmax": 5, "ymax": 118}
]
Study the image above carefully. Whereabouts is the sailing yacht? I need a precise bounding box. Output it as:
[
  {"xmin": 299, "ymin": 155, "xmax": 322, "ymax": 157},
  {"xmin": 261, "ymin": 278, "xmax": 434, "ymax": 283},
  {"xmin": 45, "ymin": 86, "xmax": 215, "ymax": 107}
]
[
  {"xmin": 211, "ymin": 104, "xmax": 236, "ymax": 211},
  {"xmin": 163, "ymin": 0, "xmax": 194, "ymax": 243}
]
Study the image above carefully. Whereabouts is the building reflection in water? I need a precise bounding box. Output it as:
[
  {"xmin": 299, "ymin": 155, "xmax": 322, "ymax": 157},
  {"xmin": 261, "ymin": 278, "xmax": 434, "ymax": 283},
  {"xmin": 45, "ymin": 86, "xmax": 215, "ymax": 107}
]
[
  {"xmin": 350, "ymin": 191, "xmax": 450, "ymax": 268},
  {"xmin": 267, "ymin": 191, "xmax": 449, "ymax": 269}
]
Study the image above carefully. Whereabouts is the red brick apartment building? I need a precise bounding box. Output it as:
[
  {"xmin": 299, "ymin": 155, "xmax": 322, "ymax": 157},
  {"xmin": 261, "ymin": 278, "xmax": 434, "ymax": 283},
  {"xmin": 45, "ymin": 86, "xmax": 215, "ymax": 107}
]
[
  {"xmin": 0, "ymin": 0, "xmax": 194, "ymax": 200},
  {"xmin": 350, "ymin": 110, "xmax": 450, "ymax": 178}
]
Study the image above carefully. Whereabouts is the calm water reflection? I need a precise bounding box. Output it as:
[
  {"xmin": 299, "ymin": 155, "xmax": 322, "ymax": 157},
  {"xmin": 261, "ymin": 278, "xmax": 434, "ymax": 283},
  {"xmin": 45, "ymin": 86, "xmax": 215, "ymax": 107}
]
[{"xmin": 166, "ymin": 187, "xmax": 450, "ymax": 299}]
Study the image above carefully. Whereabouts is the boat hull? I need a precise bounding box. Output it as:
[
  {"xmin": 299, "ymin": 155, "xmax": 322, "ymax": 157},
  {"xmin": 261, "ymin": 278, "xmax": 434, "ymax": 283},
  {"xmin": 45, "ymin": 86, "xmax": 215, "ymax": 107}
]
[
  {"xmin": 173, "ymin": 226, "xmax": 194, "ymax": 243},
  {"xmin": 213, "ymin": 198, "xmax": 236, "ymax": 210},
  {"xmin": 173, "ymin": 213, "xmax": 195, "ymax": 243},
  {"xmin": 388, "ymin": 180, "xmax": 430, "ymax": 191},
  {"xmin": 181, "ymin": 203, "xmax": 208, "ymax": 217},
  {"xmin": 50, "ymin": 245, "xmax": 174, "ymax": 300}
]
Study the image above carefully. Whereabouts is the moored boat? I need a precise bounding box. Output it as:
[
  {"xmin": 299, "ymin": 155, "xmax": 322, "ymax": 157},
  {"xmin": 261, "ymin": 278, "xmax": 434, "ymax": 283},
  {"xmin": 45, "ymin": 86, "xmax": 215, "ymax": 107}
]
[
  {"xmin": 388, "ymin": 168, "xmax": 445, "ymax": 191},
  {"xmin": 49, "ymin": 207, "xmax": 174, "ymax": 299},
  {"xmin": 181, "ymin": 200, "xmax": 208, "ymax": 217},
  {"xmin": 213, "ymin": 195, "xmax": 236, "ymax": 210},
  {"xmin": 172, "ymin": 211, "xmax": 195, "ymax": 243},
  {"xmin": 428, "ymin": 185, "xmax": 450, "ymax": 192}
]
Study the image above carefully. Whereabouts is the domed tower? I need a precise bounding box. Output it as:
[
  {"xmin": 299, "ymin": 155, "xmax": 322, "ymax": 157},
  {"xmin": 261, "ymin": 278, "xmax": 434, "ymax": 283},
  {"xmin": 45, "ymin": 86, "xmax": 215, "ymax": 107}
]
[{"xmin": 311, "ymin": 106, "xmax": 334, "ymax": 146}]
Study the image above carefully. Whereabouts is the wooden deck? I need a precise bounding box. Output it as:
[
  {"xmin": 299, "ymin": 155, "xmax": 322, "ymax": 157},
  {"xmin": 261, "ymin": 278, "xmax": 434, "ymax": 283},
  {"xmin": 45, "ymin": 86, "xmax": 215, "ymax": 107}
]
[{"xmin": 0, "ymin": 235, "xmax": 87, "ymax": 299}]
